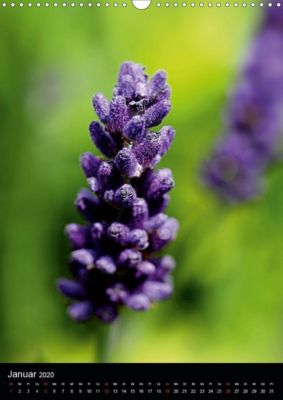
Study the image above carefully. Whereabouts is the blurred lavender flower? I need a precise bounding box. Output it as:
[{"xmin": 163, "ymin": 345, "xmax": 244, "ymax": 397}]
[
  {"xmin": 201, "ymin": 8, "xmax": 283, "ymax": 203},
  {"xmin": 58, "ymin": 62, "xmax": 178, "ymax": 323}
]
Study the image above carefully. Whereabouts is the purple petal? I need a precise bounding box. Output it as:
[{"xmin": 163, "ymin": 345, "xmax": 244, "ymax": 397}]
[
  {"xmin": 149, "ymin": 218, "xmax": 179, "ymax": 251},
  {"xmin": 142, "ymin": 281, "xmax": 173, "ymax": 301},
  {"xmin": 148, "ymin": 70, "xmax": 167, "ymax": 100},
  {"xmin": 145, "ymin": 213, "xmax": 168, "ymax": 233},
  {"xmin": 80, "ymin": 152, "xmax": 101, "ymax": 178},
  {"xmin": 118, "ymin": 249, "xmax": 142, "ymax": 268},
  {"xmin": 106, "ymin": 284, "xmax": 128, "ymax": 303},
  {"xmin": 159, "ymin": 126, "xmax": 175, "ymax": 157},
  {"xmin": 57, "ymin": 278, "xmax": 87, "ymax": 300},
  {"xmin": 136, "ymin": 261, "xmax": 156, "ymax": 275},
  {"xmin": 91, "ymin": 222, "xmax": 105, "ymax": 243},
  {"xmin": 118, "ymin": 62, "xmax": 146, "ymax": 85},
  {"xmin": 153, "ymin": 255, "xmax": 176, "ymax": 279},
  {"xmin": 127, "ymin": 229, "xmax": 149, "ymax": 250},
  {"xmin": 70, "ymin": 248, "xmax": 97, "ymax": 267},
  {"xmin": 87, "ymin": 177, "xmax": 99, "ymax": 192},
  {"xmin": 107, "ymin": 222, "xmax": 130, "ymax": 245},
  {"xmin": 156, "ymin": 85, "xmax": 171, "ymax": 102},
  {"xmin": 92, "ymin": 93, "xmax": 110, "ymax": 124},
  {"xmin": 68, "ymin": 301, "xmax": 95, "ymax": 322},
  {"xmin": 89, "ymin": 121, "xmax": 118, "ymax": 158},
  {"xmin": 158, "ymin": 255, "xmax": 176, "ymax": 272},
  {"xmin": 148, "ymin": 194, "xmax": 170, "ymax": 216},
  {"xmin": 123, "ymin": 116, "xmax": 145, "ymax": 143},
  {"xmin": 75, "ymin": 189, "xmax": 101, "ymax": 222},
  {"xmin": 135, "ymin": 81, "xmax": 148, "ymax": 99},
  {"xmin": 144, "ymin": 168, "xmax": 174, "ymax": 201},
  {"xmin": 96, "ymin": 255, "xmax": 116, "ymax": 274},
  {"xmin": 103, "ymin": 190, "xmax": 114, "ymax": 204},
  {"xmin": 116, "ymin": 74, "xmax": 135, "ymax": 100},
  {"xmin": 97, "ymin": 161, "xmax": 115, "ymax": 191},
  {"xmin": 133, "ymin": 131, "xmax": 162, "ymax": 168},
  {"xmin": 65, "ymin": 223, "xmax": 89, "ymax": 249},
  {"xmin": 126, "ymin": 294, "xmax": 150, "ymax": 311},
  {"xmin": 114, "ymin": 184, "xmax": 137, "ymax": 208},
  {"xmin": 108, "ymin": 96, "xmax": 129, "ymax": 133},
  {"xmin": 115, "ymin": 148, "xmax": 142, "ymax": 178},
  {"xmin": 144, "ymin": 99, "xmax": 171, "ymax": 128},
  {"xmin": 130, "ymin": 197, "xmax": 149, "ymax": 227}
]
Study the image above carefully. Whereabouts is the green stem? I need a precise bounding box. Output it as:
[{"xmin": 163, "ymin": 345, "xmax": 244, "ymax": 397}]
[
  {"xmin": 95, "ymin": 324, "xmax": 110, "ymax": 363},
  {"xmin": 95, "ymin": 319, "xmax": 121, "ymax": 363}
]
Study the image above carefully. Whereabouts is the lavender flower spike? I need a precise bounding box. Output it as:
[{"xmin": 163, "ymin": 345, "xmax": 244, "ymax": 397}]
[
  {"xmin": 58, "ymin": 62, "xmax": 178, "ymax": 323},
  {"xmin": 201, "ymin": 8, "xmax": 283, "ymax": 203}
]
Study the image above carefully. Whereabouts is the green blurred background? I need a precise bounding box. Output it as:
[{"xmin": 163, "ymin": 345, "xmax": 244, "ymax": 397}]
[{"xmin": 0, "ymin": 2, "xmax": 283, "ymax": 363}]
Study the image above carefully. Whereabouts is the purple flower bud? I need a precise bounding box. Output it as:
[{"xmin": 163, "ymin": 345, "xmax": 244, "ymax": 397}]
[
  {"xmin": 123, "ymin": 116, "xmax": 145, "ymax": 143},
  {"xmin": 116, "ymin": 74, "xmax": 135, "ymax": 100},
  {"xmin": 80, "ymin": 152, "xmax": 101, "ymax": 178},
  {"xmin": 97, "ymin": 161, "xmax": 115, "ymax": 190},
  {"xmin": 148, "ymin": 70, "xmax": 167, "ymax": 100},
  {"xmin": 202, "ymin": 135, "xmax": 264, "ymax": 202},
  {"xmin": 93, "ymin": 93, "xmax": 110, "ymax": 124},
  {"xmin": 145, "ymin": 213, "xmax": 168, "ymax": 233},
  {"xmin": 158, "ymin": 255, "xmax": 176, "ymax": 272},
  {"xmin": 118, "ymin": 62, "xmax": 146, "ymax": 86},
  {"xmin": 126, "ymin": 294, "xmax": 150, "ymax": 311},
  {"xmin": 142, "ymin": 281, "xmax": 173, "ymax": 301},
  {"xmin": 71, "ymin": 264, "xmax": 91, "ymax": 281},
  {"xmin": 114, "ymin": 184, "xmax": 137, "ymax": 208},
  {"xmin": 75, "ymin": 189, "xmax": 101, "ymax": 222},
  {"xmin": 89, "ymin": 121, "xmax": 118, "ymax": 158},
  {"xmin": 95, "ymin": 304, "xmax": 118, "ymax": 323},
  {"xmin": 115, "ymin": 148, "xmax": 142, "ymax": 178},
  {"xmin": 68, "ymin": 301, "xmax": 95, "ymax": 322},
  {"xmin": 136, "ymin": 261, "xmax": 156, "ymax": 275},
  {"xmin": 149, "ymin": 194, "xmax": 170, "ymax": 216},
  {"xmin": 103, "ymin": 190, "xmax": 114, "ymax": 203},
  {"xmin": 108, "ymin": 96, "xmax": 129, "ymax": 133},
  {"xmin": 70, "ymin": 249, "xmax": 97, "ymax": 268},
  {"xmin": 106, "ymin": 283, "xmax": 128, "ymax": 303},
  {"xmin": 57, "ymin": 279, "xmax": 87, "ymax": 300},
  {"xmin": 135, "ymin": 81, "xmax": 148, "ymax": 99},
  {"xmin": 159, "ymin": 126, "xmax": 175, "ymax": 157},
  {"xmin": 133, "ymin": 131, "xmax": 162, "ymax": 168},
  {"xmin": 96, "ymin": 255, "xmax": 116, "ymax": 274},
  {"xmin": 149, "ymin": 217, "xmax": 179, "ymax": 251},
  {"xmin": 144, "ymin": 100, "xmax": 171, "ymax": 128},
  {"xmin": 65, "ymin": 224, "xmax": 89, "ymax": 249},
  {"xmin": 145, "ymin": 168, "xmax": 174, "ymax": 201},
  {"xmin": 127, "ymin": 229, "xmax": 149, "ymax": 250},
  {"xmin": 91, "ymin": 222, "xmax": 105, "ymax": 243},
  {"xmin": 130, "ymin": 197, "xmax": 149, "ymax": 227},
  {"xmin": 156, "ymin": 85, "xmax": 171, "ymax": 103},
  {"xmin": 118, "ymin": 249, "xmax": 142, "ymax": 268},
  {"xmin": 107, "ymin": 222, "xmax": 130, "ymax": 245},
  {"xmin": 87, "ymin": 177, "xmax": 99, "ymax": 192},
  {"xmin": 154, "ymin": 255, "xmax": 176, "ymax": 279}
]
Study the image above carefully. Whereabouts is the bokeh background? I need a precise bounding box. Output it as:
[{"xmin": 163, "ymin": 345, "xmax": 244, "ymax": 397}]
[{"xmin": 0, "ymin": 2, "xmax": 283, "ymax": 363}]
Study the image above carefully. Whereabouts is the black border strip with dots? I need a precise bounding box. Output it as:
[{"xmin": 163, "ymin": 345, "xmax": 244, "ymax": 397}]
[{"xmin": 0, "ymin": 1, "xmax": 282, "ymax": 9}]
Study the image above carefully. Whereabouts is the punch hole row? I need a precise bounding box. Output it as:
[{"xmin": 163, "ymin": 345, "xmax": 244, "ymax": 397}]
[
  {"xmin": 1, "ymin": 2, "xmax": 126, "ymax": 6},
  {"xmin": 1, "ymin": 2, "xmax": 282, "ymax": 8}
]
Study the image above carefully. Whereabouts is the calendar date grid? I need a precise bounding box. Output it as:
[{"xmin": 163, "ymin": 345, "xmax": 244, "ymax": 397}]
[{"xmin": 7, "ymin": 379, "xmax": 276, "ymax": 396}]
